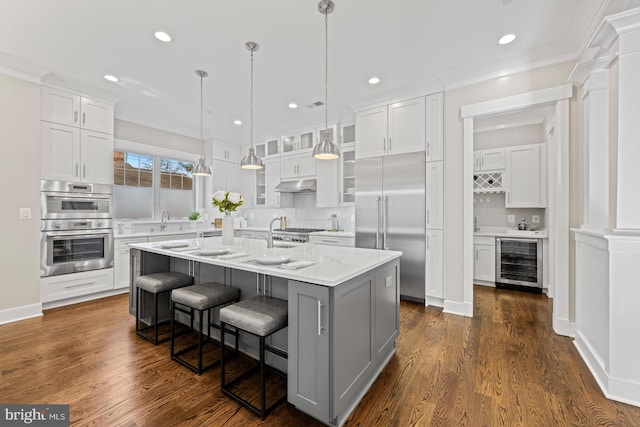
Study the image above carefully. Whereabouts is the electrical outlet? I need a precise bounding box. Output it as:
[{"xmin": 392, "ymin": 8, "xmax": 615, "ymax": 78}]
[
  {"xmin": 532, "ymin": 215, "xmax": 540, "ymax": 223},
  {"xmin": 507, "ymin": 214, "xmax": 515, "ymax": 223},
  {"xmin": 19, "ymin": 208, "xmax": 31, "ymax": 219}
]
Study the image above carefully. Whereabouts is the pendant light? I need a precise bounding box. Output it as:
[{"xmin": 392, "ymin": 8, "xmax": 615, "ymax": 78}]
[
  {"xmin": 313, "ymin": 0, "xmax": 340, "ymax": 160},
  {"xmin": 193, "ymin": 69, "xmax": 212, "ymax": 176},
  {"xmin": 240, "ymin": 42, "xmax": 264, "ymax": 170}
]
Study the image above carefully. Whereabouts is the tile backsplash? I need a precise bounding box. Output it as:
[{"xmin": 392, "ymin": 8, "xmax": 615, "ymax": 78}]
[{"xmin": 474, "ymin": 193, "xmax": 545, "ymax": 229}]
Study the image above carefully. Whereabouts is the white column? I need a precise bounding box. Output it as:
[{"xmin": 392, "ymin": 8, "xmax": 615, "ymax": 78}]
[
  {"xmin": 607, "ymin": 9, "xmax": 640, "ymax": 230},
  {"xmin": 581, "ymin": 70, "xmax": 610, "ymax": 229}
]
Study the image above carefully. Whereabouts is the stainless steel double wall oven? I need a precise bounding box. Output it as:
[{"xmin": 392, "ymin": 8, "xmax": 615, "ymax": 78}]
[{"xmin": 40, "ymin": 180, "xmax": 114, "ymax": 277}]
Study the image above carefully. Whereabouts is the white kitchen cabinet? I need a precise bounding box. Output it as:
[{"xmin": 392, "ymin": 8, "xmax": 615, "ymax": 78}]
[
  {"xmin": 41, "ymin": 268, "xmax": 114, "ymax": 304},
  {"xmin": 474, "ymin": 236, "xmax": 496, "ymax": 283},
  {"xmin": 425, "ymin": 92, "xmax": 444, "ymax": 162},
  {"xmin": 339, "ymin": 122, "xmax": 356, "ymax": 147},
  {"xmin": 41, "ymin": 86, "xmax": 113, "ymax": 134},
  {"xmin": 356, "ymin": 96, "xmax": 427, "ymax": 159},
  {"xmin": 213, "ymin": 140, "xmax": 238, "ymax": 163},
  {"xmin": 255, "ymin": 138, "xmax": 279, "ymax": 159},
  {"xmin": 238, "ymin": 167, "xmax": 256, "ymax": 208},
  {"xmin": 505, "ymin": 144, "xmax": 544, "ymax": 208},
  {"xmin": 425, "ymin": 161, "xmax": 443, "ymax": 230},
  {"xmin": 114, "ymin": 237, "xmax": 147, "ymax": 290},
  {"xmin": 316, "ymin": 158, "xmax": 339, "ymax": 208},
  {"xmin": 425, "ymin": 229, "xmax": 444, "ymax": 300},
  {"xmin": 281, "ymin": 154, "xmax": 316, "ymax": 179},
  {"xmin": 340, "ymin": 148, "xmax": 356, "ymax": 206},
  {"xmin": 355, "ymin": 105, "xmax": 387, "ymax": 159},
  {"xmin": 309, "ymin": 234, "xmax": 355, "ymax": 247},
  {"xmin": 474, "ymin": 148, "xmax": 505, "ymax": 171},
  {"xmin": 211, "ymin": 159, "xmax": 239, "ymax": 193},
  {"xmin": 41, "ymin": 122, "xmax": 114, "ymax": 184},
  {"xmin": 265, "ymin": 158, "xmax": 291, "ymax": 208},
  {"xmin": 282, "ymin": 128, "xmax": 316, "ymax": 155}
]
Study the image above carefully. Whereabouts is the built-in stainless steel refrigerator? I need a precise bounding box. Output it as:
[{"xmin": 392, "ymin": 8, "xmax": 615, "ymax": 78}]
[{"xmin": 355, "ymin": 152, "xmax": 426, "ymax": 301}]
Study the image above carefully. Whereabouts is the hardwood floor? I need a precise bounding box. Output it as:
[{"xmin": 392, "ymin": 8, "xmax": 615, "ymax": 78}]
[{"xmin": 2, "ymin": 286, "xmax": 640, "ymax": 426}]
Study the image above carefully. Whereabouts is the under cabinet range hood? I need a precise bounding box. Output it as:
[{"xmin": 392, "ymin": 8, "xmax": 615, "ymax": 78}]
[{"xmin": 274, "ymin": 179, "xmax": 317, "ymax": 193}]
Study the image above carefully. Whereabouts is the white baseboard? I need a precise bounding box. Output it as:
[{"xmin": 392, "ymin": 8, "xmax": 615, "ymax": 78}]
[
  {"xmin": 443, "ymin": 300, "xmax": 473, "ymax": 317},
  {"xmin": 426, "ymin": 296, "xmax": 444, "ymax": 308},
  {"xmin": 574, "ymin": 330, "xmax": 640, "ymax": 408},
  {"xmin": 553, "ymin": 316, "xmax": 574, "ymax": 337},
  {"xmin": 0, "ymin": 303, "xmax": 43, "ymax": 325}
]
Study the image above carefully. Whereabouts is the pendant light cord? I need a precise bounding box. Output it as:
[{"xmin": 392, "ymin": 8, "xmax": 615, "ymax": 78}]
[
  {"xmin": 324, "ymin": 10, "xmax": 329, "ymax": 135},
  {"xmin": 250, "ymin": 48, "xmax": 254, "ymax": 149},
  {"xmin": 200, "ymin": 73, "xmax": 204, "ymax": 158}
]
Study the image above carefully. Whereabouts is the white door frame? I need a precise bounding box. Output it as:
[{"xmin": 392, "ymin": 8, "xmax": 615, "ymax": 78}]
[{"xmin": 460, "ymin": 84, "xmax": 573, "ymax": 336}]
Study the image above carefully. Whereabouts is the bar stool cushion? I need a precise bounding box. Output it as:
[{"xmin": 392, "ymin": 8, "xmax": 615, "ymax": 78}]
[
  {"xmin": 172, "ymin": 283, "xmax": 240, "ymax": 310},
  {"xmin": 220, "ymin": 296, "xmax": 288, "ymax": 337},
  {"xmin": 135, "ymin": 272, "xmax": 193, "ymax": 293}
]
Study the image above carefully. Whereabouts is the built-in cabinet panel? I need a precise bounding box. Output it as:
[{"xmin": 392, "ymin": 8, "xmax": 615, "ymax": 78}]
[
  {"xmin": 265, "ymin": 159, "xmax": 291, "ymax": 208},
  {"xmin": 213, "ymin": 141, "xmax": 238, "ymax": 163},
  {"xmin": 211, "ymin": 159, "xmax": 239, "ymax": 193},
  {"xmin": 426, "ymin": 230, "xmax": 444, "ymax": 299},
  {"xmin": 40, "ymin": 86, "xmax": 114, "ymax": 184},
  {"xmin": 315, "ymin": 158, "xmax": 339, "ymax": 207},
  {"xmin": 114, "ymin": 237, "xmax": 147, "ymax": 290},
  {"xmin": 425, "ymin": 161, "xmax": 444, "ymax": 230},
  {"xmin": 238, "ymin": 166, "xmax": 256, "ymax": 208},
  {"xmin": 281, "ymin": 154, "xmax": 317, "ymax": 179},
  {"xmin": 425, "ymin": 92, "xmax": 444, "ymax": 162},
  {"xmin": 505, "ymin": 144, "xmax": 542, "ymax": 208},
  {"xmin": 474, "ymin": 236, "xmax": 496, "ymax": 283},
  {"xmin": 41, "ymin": 86, "xmax": 113, "ymax": 134},
  {"xmin": 474, "ymin": 148, "xmax": 505, "ymax": 171},
  {"xmin": 387, "ymin": 97, "xmax": 426, "ymax": 156},
  {"xmin": 355, "ymin": 106, "xmax": 387, "ymax": 159},
  {"xmin": 41, "ymin": 268, "xmax": 114, "ymax": 304}
]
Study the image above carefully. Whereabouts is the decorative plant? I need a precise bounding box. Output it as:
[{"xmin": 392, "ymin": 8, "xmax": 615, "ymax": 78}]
[
  {"xmin": 188, "ymin": 211, "xmax": 201, "ymax": 221},
  {"xmin": 212, "ymin": 191, "xmax": 244, "ymax": 214}
]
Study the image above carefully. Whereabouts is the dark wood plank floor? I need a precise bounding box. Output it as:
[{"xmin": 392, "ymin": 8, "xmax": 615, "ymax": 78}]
[{"xmin": 2, "ymin": 286, "xmax": 639, "ymax": 426}]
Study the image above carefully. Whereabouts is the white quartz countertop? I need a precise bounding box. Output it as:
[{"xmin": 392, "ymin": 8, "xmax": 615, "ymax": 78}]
[
  {"xmin": 114, "ymin": 227, "xmax": 272, "ymax": 239},
  {"xmin": 129, "ymin": 236, "xmax": 401, "ymax": 287},
  {"xmin": 474, "ymin": 227, "xmax": 548, "ymax": 238},
  {"xmin": 309, "ymin": 231, "xmax": 355, "ymax": 238}
]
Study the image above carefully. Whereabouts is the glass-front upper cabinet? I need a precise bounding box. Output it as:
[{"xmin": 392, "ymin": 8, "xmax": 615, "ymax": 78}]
[
  {"xmin": 340, "ymin": 122, "xmax": 356, "ymax": 146},
  {"xmin": 255, "ymin": 167, "xmax": 266, "ymax": 206},
  {"xmin": 317, "ymin": 124, "xmax": 338, "ymax": 148},
  {"xmin": 282, "ymin": 128, "xmax": 316, "ymax": 155},
  {"xmin": 341, "ymin": 148, "xmax": 355, "ymax": 205},
  {"xmin": 255, "ymin": 138, "xmax": 279, "ymax": 159}
]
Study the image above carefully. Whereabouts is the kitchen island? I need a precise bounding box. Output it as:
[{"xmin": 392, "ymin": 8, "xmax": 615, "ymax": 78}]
[{"xmin": 129, "ymin": 237, "xmax": 402, "ymax": 426}]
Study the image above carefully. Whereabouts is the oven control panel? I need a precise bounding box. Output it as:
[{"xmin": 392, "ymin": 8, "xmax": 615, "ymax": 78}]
[{"xmin": 41, "ymin": 219, "xmax": 113, "ymax": 231}]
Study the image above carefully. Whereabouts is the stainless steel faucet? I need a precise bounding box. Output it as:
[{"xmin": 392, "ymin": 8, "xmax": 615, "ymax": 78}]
[
  {"xmin": 265, "ymin": 217, "xmax": 282, "ymax": 248},
  {"xmin": 161, "ymin": 210, "xmax": 170, "ymax": 231}
]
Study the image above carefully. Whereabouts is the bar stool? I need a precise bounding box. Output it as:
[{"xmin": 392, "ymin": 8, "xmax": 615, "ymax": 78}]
[
  {"xmin": 220, "ymin": 296, "xmax": 288, "ymax": 419},
  {"xmin": 135, "ymin": 272, "xmax": 193, "ymax": 344},
  {"xmin": 170, "ymin": 282, "xmax": 240, "ymax": 374}
]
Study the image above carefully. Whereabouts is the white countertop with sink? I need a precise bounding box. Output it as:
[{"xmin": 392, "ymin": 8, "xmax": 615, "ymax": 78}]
[{"xmin": 474, "ymin": 227, "xmax": 548, "ymax": 238}]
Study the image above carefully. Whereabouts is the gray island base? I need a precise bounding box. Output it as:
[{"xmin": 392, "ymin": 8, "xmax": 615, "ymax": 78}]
[{"xmin": 129, "ymin": 237, "xmax": 401, "ymax": 426}]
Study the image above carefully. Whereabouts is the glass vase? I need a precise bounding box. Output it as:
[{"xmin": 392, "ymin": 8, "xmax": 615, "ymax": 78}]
[{"xmin": 222, "ymin": 213, "xmax": 234, "ymax": 245}]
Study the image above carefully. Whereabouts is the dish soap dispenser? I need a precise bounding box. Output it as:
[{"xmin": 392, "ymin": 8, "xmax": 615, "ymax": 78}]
[{"xmin": 518, "ymin": 217, "xmax": 528, "ymax": 231}]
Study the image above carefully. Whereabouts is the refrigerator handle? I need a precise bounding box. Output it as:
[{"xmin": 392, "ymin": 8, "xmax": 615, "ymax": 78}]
[
  {"xmin": 376, "ymin": 196, "xmax": 381, "ymax": 249},
  {"xmin": 383, "ymin": 196, "xmax": 389, "ymax": 250}
]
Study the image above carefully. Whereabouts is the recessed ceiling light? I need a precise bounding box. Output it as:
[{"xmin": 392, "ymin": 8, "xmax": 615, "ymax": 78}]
[
  {"xmin": 368, "ymin": 76, "xmax": 381, "ymax": 85},
  {"xmin": 154, "ymin": 31, "xmax": 172, "ymax": 42},
  {"xmin": 104, "ymin": 74, "xmax": 119, "ymax": 82},
  {"xmin": 233, "ymin": 120, "xmax": 242, "ymax": 125},
  {"xmin": 498, "ymin": 33, "xmax": 516, "ymax": 45},
  {"xmin": 288, "ymin": 102, "xmax": 298, "ymax": 109}
]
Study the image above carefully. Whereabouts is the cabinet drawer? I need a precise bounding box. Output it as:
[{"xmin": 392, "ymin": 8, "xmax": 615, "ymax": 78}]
[
  {"xmin": 115, "ymin": 237, "xmax": 147, "ymax": 249},
  {"xmin": 309, "ymin": 236, "xmax": 355, "ymax": 247},
  {"xmin": 41, "ymin": 269, "xmax": 114, "ymax": 303},
  {"xmin": 474, "ymin": 236, "xmax": 496, "ymax": 246}
]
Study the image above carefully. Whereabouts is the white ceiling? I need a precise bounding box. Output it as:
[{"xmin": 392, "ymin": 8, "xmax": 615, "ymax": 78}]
[{"xmin": 0, "ymin": 0, "xmax": 611, "ymax": 144}]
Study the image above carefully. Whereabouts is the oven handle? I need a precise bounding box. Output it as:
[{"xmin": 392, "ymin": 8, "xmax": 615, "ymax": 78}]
[
  {"xmin": 498, "ymin": 237, "xmax": 540, "ymax": 244},
  {"xmin": 42, "ymin": 192, "xmax": 112, "ymax": 201},
  {"xmin": 43, "ymin": 229, "xmax": 113, "ymax": 238}
]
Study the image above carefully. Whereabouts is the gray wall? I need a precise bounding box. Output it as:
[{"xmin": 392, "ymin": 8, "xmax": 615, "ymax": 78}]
[{"xmin": 0, "ymin": 73, "xmax": 41, "ymax": 315}]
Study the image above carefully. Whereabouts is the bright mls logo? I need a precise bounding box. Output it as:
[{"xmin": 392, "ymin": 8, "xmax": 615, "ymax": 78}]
[{"xmin": 1, "ymin": 405, "xmax": 69, "ymax": 426}]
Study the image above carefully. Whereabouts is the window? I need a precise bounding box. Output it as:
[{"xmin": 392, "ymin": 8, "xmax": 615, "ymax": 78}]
[{"xmin": 113, "ymin": 151, "xmax": 195, "ymax": 219}]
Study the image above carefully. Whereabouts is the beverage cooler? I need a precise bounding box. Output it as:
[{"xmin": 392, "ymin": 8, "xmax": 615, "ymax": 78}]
[{"xmin": 495, "ymin": 237, "xmax": 543, "ymax": 292}]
